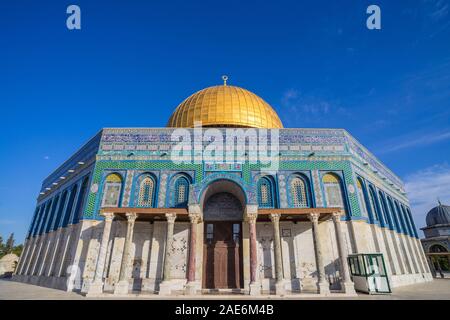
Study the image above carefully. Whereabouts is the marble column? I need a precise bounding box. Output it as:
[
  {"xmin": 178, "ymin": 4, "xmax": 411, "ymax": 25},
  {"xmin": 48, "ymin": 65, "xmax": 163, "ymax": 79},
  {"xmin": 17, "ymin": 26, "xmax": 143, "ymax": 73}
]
[
  {"xmin": 86, "ymin": 212, "xmax": 114, "ymax": 296},
  {"xmin": 185, "ymin": 213, "xmax": 201, "ymax": 295},
  {"xmin": 159, "ymin": 212, "xmax": 177, "ymax": 295},
  {"xmin": 269, "ymin": 213, "xmax": 285, "ymax": 295},
  {"xmin": 247, "ymin": 211, "xmax": 260, "ymax": 295},
  {"xmin": 332, "ymin": 211, "xmax": 356, "ymax": 295},
  {"xmin": 114, "ymin": 212, "xmax": 138, "ymax": 295},
  {"xmin": 308, "ymin": 212, "xmax": 330, "ymax": 295}
]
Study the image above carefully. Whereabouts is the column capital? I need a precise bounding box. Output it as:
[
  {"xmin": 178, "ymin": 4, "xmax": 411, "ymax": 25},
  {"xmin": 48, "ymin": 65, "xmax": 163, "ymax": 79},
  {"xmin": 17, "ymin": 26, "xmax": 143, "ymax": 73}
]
[
  {"xmin": 102, "ymin": 212, "xmax": 115, "ymax": 222},
  {"xmin": 331, "ymin": 211, "xmax": 342, "ymax": 222},
  {"xmin": 245, "ymin": 212, "xmax": 258, "ymax": 224},
  {"xmin": 125, "ymin": 212, "xmax": 138, "ymax": 222},
  {"xmin": 188, "ymin": 213, "xmax": 201, "ymax": 224},
  {"xmin": 308, "ymin": 212, "xmax": 320, "ymax": 223},
  {"xmin": 188, "ymin": 204, "xmax": 201, "ymax": 215},
  {"xmin": 165, "ymin": 212, "xmax": 177, "ymax": 224},
  {"xmin": 269, "ymin": 213, "xmax": 281, "ymax": 223}
]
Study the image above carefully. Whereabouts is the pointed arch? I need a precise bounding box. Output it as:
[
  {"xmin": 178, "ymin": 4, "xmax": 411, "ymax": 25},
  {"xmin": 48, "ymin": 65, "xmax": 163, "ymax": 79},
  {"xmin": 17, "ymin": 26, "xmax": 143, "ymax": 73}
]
[
  {"xmin": 322, "ymin": 172, "xmax": 345, "ymax": 208},
  {"xmin": 46, "ymin": 194, "xmax": 60, "ymax": 233},
  {"xmin": 368, "ymin": 185, "xmax": 383, "ymax": 225},
  {"xmin": 378, "ymin": 191, "xmax": 394, "ymax": 229},
  {"xmin": 172, "ymin": 174, "xmax": 191, "ymax": 208},
  {"xmin": 356, "ymin": 177, "xmax": 369, "ymax": 218},
  {"xmin": 73, "ymin": 176, "xmax": 90, "ymax": 224},
  {"xmin": 101, "ymin": 173, "xmax": 123, "ymax": 207},
  {"xmin": 394, "ymin": 200, "xmax": 408, "ymax": 235},
  {"xmin": 62, "ymin": 184, "xmax": 78, "ymax": 227},
  {"xmin": 405, "ymin": 207, "xmax": 419, "ymax": 238},
  {"xmin": 289, "ymin": 173, "xmax": 311, "ymax": 208},
  {"xmin": 387, "ymin": 196, "xmax": 402, "ymax": 233},
  {"xmin": 54, "ymin": 189, "xmax": 68, "ymax": 230},
  {"xmin": 136, "ymin": 174, "xmax": 157, "ymax": 208}
]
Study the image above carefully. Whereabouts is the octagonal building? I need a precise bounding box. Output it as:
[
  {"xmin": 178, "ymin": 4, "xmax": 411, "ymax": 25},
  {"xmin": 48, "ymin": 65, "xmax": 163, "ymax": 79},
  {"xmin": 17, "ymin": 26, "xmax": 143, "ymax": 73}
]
[{"xmin": 13, "ymin": 81, "xmax": 432, "ymax": 296}]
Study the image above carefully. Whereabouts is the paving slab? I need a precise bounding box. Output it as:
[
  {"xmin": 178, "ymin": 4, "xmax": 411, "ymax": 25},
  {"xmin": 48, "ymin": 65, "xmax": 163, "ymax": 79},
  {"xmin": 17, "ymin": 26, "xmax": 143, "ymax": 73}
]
[{"xmin": 0, "ymin": 278, "xmax": 449, "ymax": 300}]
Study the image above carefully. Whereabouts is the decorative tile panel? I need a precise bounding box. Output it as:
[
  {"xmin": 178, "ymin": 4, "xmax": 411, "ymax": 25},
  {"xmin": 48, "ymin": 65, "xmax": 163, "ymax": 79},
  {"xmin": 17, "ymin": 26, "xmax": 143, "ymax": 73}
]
[{"xmin": 121, "ymin": 170, "xmax": 135, "ymax": 207}]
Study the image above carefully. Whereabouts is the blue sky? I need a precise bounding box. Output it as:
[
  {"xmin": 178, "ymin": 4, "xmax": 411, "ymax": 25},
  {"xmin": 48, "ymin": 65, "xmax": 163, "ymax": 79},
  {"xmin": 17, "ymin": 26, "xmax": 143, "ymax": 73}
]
[{"xmin": 1, "ymin": 0, "xmax": 449, "ymax": 242}]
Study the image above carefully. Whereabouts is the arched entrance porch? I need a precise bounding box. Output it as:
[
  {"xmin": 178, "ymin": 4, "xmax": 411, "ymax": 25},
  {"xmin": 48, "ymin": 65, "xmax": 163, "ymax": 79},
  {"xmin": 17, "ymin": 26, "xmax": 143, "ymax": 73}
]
[{"xmin": 200, "ymin": 179, "xmax": 247, "ymax": 290}]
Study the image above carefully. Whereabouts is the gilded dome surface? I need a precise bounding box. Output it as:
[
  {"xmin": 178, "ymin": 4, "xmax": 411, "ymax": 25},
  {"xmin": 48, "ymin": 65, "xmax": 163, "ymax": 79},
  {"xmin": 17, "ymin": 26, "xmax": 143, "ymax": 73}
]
[{"xmin": 167, "ymin": 84, "xmax": 283, "ymax": 128}]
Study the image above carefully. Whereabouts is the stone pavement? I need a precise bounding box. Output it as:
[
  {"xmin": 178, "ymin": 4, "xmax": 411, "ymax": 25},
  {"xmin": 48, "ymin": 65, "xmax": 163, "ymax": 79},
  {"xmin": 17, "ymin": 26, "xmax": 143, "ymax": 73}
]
[{"xmin": 0, "ymin": 278, "xmax": 449, "ymax": 300}]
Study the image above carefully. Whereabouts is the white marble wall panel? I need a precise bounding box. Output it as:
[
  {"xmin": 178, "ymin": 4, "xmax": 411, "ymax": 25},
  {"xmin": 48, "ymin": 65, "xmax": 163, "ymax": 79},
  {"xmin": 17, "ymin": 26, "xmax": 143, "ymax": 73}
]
[
  {"xmin": 318, "ymin": 220, "xmax": 340, "ymax": 289},
  {"xmin": 256, "ymin": 223, "xmax": 275, "ymax": 280},
  {"xmin": 170, "ymin": 223, "xmax": 189, "ymax": 279}
]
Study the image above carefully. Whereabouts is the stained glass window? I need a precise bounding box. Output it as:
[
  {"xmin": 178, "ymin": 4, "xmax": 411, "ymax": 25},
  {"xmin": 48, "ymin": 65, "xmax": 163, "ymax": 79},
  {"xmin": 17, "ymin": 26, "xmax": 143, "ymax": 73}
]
[
  {"xmin": 323, "ymin": 173, "xmax": 344, "ymax": 208},
  {"xmin": 257, "ymin": 177, "xmax": 274, "ymax": 208},
  {"xmin": 291, "ymin": 176, "xmax": 308, "ymax": 208},
  {"xmin": 174, "ymin": 176, "xmax": 189, "ymax": 207},
  {"xmin": 138, "ymin": 176, "xmax": 155, "ymax": 207}
]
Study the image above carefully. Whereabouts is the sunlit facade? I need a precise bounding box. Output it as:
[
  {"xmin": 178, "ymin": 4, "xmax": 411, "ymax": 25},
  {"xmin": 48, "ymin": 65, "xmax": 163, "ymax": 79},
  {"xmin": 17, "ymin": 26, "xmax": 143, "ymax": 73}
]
[{"xmin": 13, "ymin": 81, "xmax": 432, "ymax": 296}]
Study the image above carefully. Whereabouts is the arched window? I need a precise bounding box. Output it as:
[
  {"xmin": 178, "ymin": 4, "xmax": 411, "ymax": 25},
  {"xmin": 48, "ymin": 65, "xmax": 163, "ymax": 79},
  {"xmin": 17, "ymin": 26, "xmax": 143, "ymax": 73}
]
[
  {"xmin": 368, "ymin": 186, "xmax": 382, "ymax": 223},
  {"xmin": 32, "ymin": 205, "xmax": 45, "ymax": 236},
  {"xmin": 323, "ymin": 173, "xmax": 344, "ymax": 208},
  {"xmin": 406, "ymin": 207, "xmax": 418, "ymax": 238},
  {"xmin": 290, "ymin": 176, "xmax": 309, "ymax": 208},
  {"xmin": 174, "ymin": 176, "xmax": 189, "ymax": 208},
  {"xmin": 101, "ymin": 173, "xmax": 122, "ymax": 207},
  {"xmin": 395, "ymin": 201, "xmax": 408, "ymax": 235},
  {"xmin": 54, "ymin": 190, "xmax": 68, "ymax": 230},
  {"xmin": 38, "ymin": 200, "xmax": 53, "ymax": 235},
  {"xmin": 387, "ymin": 197, "xmax": 401, "ymax": 232},
  {"xmin": 356, "ymin": 178, "xmax": 369, "ymax": 218},
  {"xmin": 257, "ymin": 177, "xmax": 275, "ymax": 208},
  {"xmin": 73, "ymin": 177, "xmax": 90, "ymax": 224},
  {"xmin": 138, "ymin": 176, "xmax": 156, "ymax": 207},
  {"xmin": 400, "ymin": 205, "xmax": 414, "ymax": 236},
  {"xmin": 378, "ymin": 191, "xmax": 392, "ymax": 228},
  {"xmin": 45, "ymin": 194, "xmax": 60, "ymax": 233},
  {"xmin": 27, "ymin": 207, "xmax": 40, "ymax": 238},
  {"xmin": 62, "ymin": 184, "xmax": 78, "ymax": 227}
]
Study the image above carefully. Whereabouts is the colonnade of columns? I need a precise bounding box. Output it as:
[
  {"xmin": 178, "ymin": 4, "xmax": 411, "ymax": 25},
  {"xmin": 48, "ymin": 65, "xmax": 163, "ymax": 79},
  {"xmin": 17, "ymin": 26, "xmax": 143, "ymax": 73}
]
[{"xmin": 87, "ymin": 210, "xmax": 355, "ymax": 296}]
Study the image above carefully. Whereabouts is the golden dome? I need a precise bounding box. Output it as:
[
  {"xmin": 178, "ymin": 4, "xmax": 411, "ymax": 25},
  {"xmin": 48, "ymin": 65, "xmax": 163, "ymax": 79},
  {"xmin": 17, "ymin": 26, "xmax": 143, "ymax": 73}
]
[{"xmin": 167, "ymin": 83, "xmax": 283, "ymax": 128}]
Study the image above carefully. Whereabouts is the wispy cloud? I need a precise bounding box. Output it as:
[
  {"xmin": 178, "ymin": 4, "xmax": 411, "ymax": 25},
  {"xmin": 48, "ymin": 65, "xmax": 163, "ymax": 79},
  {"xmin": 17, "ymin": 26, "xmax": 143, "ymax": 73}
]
[
  {"xmin": 403, "ymin": 1, "xmax": 450, "ymax": 39},
  {"xmin": 405, "ymin": 163, "xmax": 450, "ymax": 233},
  {"xmin": 426, "ymin": 0, "xmax": 449, "ymax": 21},
  {"xmin": 0, "ymin": 219, "xmax": 16, "ymax": 226},
  {"xmin": 378, "ymin": 131, "xmax": 450, "ymax": 154},
  {"xmin": 279, "ymin": 89, "xmax": 350, "ymax": 126}
]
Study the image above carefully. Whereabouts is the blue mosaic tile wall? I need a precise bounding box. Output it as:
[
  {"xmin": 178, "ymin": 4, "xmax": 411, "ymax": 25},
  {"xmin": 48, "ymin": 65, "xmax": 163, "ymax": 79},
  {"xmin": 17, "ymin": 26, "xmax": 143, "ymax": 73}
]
[{"xmin": 29, "ymin": 128, "xmax": 418, "ymax": 238}]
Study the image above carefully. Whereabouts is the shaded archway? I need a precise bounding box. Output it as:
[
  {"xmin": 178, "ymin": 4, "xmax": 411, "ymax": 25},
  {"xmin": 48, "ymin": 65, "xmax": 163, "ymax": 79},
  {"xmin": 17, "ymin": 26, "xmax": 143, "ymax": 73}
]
[
  {"xmin": 200, "ymin": 179, "xmax": 246, "ymax": 290},
  {"xmin": 200, "ymin": 179, "xmax": 247, "ymax": 214}
]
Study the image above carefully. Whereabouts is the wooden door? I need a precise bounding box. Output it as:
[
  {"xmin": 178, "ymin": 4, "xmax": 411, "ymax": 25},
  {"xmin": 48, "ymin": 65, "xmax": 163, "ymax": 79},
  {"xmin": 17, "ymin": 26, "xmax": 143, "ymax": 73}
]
[{"xmin": 203, "ymin": 222, "xmax": 243, "ymax": 289}]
